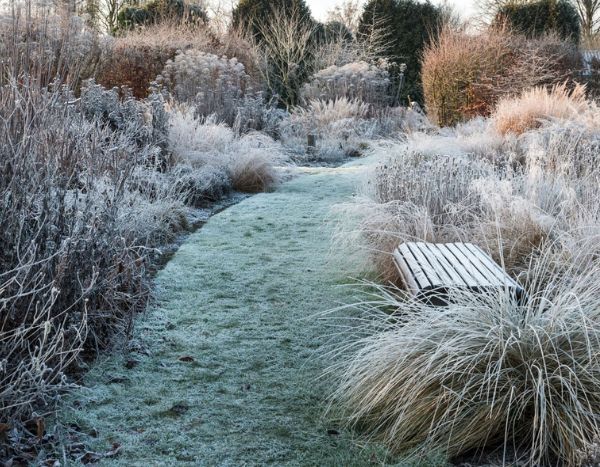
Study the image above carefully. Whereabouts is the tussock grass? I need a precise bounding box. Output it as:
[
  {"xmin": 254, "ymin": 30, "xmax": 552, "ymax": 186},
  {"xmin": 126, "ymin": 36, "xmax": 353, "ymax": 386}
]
[
  {"xmin": 229, "ymin": 150, "xmax": 281, "ymax": 193},
  {"xmin": 329, "ymin": 248, "xmax": 600, "ymax": 465},
  {"xmin": 494, "ymin": 83, "xmax": 588, "ymax": 135},
  {"xmin": 168, "ymin": 106, "xmax": 285, "ymax": 194}
]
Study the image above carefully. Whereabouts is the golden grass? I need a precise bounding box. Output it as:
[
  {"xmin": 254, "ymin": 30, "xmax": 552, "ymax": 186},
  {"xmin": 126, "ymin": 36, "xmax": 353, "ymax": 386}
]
[{"xmin": 494, "ymin": 83, "xmax": 589, "ymax": 135}]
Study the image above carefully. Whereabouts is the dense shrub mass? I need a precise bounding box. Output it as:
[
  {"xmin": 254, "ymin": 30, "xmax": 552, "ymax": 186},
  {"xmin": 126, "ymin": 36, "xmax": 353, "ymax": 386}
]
[
  {"xmin": 231, "ymin": 0, "xmax": 313, "ymax": 41},
  {"xmin": 422, "ymin": 26, "xmax": 580, "ymax": 126},
  {"xmin": 495, "ymin": 0, "xmax": 581, "ymax": 43},
  {"xmin": 0, "ymin": 10, "xmax": 288, "ymax": 447},
  {"xmin": 0, "ymin": 79, "xmax": 176, "ymax": 427},
  {"xmin": 301, "ymin": 61, "xmax": 393, "ymax": 107},
  {"xmin": 96, "ymin": 22, "xmax": 213, "ymax": 98},
  {"xmin": 358, "ymin": 0, "xmax": 441, "ymax": 105},
  {"xmin": 158, "ymin": 50, "xmax": 251, "ymax": 125},
  {"xmin": 117, "ymin": 0, "xmax": 207, "ymax": 31}
]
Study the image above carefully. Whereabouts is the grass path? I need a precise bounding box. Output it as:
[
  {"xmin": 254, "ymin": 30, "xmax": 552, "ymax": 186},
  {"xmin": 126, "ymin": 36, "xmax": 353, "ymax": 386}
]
[{"xmin": 61, "ymin": 160, "xmax": 390, "ymax": 466}]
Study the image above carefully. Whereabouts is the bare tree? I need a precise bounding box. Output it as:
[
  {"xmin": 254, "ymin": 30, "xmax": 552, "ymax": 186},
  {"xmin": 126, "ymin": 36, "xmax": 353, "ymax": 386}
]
[
  {"xmin": 438, "ymin": 0, "xmax": 464, "ymax": 30},
  {"xmin": 572, "ymin": 0, "xmax": 600, "ymax": 41},
  {"xmin": 253, "ymin": 5, "xmax": 316, "ymax": 108},
  {"xmin": 474, "ymin": 0, "xmax": 526, "ymax": 23},
  {"xmin": 326, "ymin": 0, "xmax": 361, "ymax": 33}
]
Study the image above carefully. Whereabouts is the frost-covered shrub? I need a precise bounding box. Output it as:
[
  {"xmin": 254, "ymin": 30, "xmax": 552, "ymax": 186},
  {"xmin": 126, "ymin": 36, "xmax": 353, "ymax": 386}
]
[
  {"xmin": 0, "ymin": 73, "xmax": 189, "ymax": 439},
  {"xmin": 0, "ymin": 83, "xmax": 155, "ymax": 426},
  {"xmin": 422, "ymin": 26, "xmax": 580, "ymax": 127},
  {"xmin": 173, "ymin": 164, "xmax": 233, "ymax": 207},
  {"xmin": 281, "ymin": 98, "xmax": 378, "ymax": 160},
  {"xmin": 520, "ymin": 120, "xmax": 600, "ymax": 177},
  {"xmin": 96, "ymin": 22, "xmax": 212, "ymax": 98},
  {"xmin": 81, "ymin": 81, "xmax": 169, "ymax": 155},
  {"xmin": 0, "ymin": 12, "xmax": 102, "ymax": 88},
  {"xmin": 118, "ymin": 169, "xmax": 189, "ymax": 246},
  {"xmin": 302, "ymin": 61, "xmax": 393, "ymax": 107},
  {"xmin": 158, "ymin": 50, "xmax": 258, "ymax": 127},
  {"xmin": 167, "ymin": 106, "xmax": 285, "ymax": 193},
  {"xmin": 335, "ymin": 107, "xmax": 600, "ymax": 284}
]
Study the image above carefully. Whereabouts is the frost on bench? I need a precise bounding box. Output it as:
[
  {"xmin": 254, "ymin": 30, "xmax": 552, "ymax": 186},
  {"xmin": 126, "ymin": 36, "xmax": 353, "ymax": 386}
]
[{"xmin": 393, "ymin": 242, "xmax": 525, "ymax": 305}]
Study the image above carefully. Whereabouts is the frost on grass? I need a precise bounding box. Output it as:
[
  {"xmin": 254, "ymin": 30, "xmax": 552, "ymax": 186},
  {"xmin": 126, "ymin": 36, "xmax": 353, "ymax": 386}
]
[
  {"xmin": 57, "ymin": 161, "xmax": 395, "ymax": 466},
  {"xmin": 167, "ymin": 106, "xmax": 286, "ymax": 194},
  {"xmin": 334, "ymin": 88, "xmax": 600, "ymax": 284},
  {"xmin": 330, "ymin": 83, "xmax": 600, "ymax": 464}
]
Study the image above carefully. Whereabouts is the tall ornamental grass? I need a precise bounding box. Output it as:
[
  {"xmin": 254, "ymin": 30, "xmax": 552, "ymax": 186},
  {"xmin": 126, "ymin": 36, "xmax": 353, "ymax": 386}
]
[{"xmin": 330, "ymin": 250, "xmax": 600, "ymax": 465}]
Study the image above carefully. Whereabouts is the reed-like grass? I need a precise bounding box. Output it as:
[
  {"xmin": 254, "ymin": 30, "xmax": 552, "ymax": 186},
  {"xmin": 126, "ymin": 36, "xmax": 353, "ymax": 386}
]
[{"xmin": 329, "ymin": 247, "xmax": 600, "ymax": 465}]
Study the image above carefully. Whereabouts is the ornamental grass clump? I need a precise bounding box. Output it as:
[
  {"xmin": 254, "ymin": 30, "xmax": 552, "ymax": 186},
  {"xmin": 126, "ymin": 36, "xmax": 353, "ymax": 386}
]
[
  {"xmin": 167, "ymin": 105, "xmax": 285, "ymax": 194},
  {"xmin": 330, "ymin": 248, "xmax": 600, "ymax": 465},
  {"xmin": 494, "ymin": 83, "xmax": 588, "ymax": 135}
]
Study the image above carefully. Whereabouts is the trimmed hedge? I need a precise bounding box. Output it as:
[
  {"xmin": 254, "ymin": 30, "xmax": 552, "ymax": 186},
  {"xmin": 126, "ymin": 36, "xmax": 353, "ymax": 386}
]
[{"xmin": 495, "ymin": 0, "xmax": 580, "ymax": 43}]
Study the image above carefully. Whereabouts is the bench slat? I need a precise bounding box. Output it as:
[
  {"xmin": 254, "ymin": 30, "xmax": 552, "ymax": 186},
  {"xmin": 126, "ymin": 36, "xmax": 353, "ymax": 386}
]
[
  {"xmin": 414, "ymin": 242, "xmax": 455, "ymax": 285},
  {"xmin": 393, "ymin": 249, "xmax": 422, "ymax": 294},
  {"xmin": 436, "ymin": 244, "xmax": 481, "ymax": 288},
  {"xmin": 465, "ymin": 243, "xmax": 522, "ymax": 290},
  {"xmin": 447, "ymin": 243, "xmax": 496, "ymax": 286},
  {"xmin": 460, "ymin": 243, "xmax": 508, "ymax": 284},
  {"xmin": 406, "ymin": 242, "xmax": 445, "ymax": 286},
  {"xmin": 398, "ymin": 244, "xmax": 433, "ymax": 289},
  {"xmin": 419, "ymin": 242, "xmax": 468, "ymax": 287},
  {"xmin": 393, "ymin": 242, "xmax": 525, "ymax": 305}
]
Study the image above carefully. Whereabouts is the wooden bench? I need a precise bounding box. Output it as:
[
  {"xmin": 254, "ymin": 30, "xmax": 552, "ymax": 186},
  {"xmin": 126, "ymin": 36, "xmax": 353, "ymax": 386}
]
[{"xmin": 393, "ymin": 242, "xmax": 525, "ymax": 305}]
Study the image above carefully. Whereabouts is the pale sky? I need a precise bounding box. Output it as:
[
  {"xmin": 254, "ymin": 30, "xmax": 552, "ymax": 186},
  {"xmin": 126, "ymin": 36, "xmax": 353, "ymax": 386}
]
[{"xmin": 306, "ymin": 0, "xmax": 478, "ymax": 21}]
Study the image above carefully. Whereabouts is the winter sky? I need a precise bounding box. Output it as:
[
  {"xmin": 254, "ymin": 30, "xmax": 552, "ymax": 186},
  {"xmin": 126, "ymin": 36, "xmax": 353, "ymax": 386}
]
[{"xmin": 307, "ymin": 0, "xmax": 478, "ymax": 21}]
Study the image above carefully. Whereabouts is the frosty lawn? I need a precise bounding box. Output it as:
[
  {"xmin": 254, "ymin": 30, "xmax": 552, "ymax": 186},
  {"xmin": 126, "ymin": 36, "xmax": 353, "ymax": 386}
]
[{"xmin": 59, "ymin": 160, "xmax": 392, "ymax": 465}]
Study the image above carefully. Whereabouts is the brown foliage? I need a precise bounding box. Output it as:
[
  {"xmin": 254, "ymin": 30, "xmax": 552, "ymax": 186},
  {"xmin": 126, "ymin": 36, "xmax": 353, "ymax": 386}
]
[
  {"xmin": 422, "ymin": 25, "xmax": 581, "ymax": 127},
  {"xmin": 96, "ymin": 22, "xmax": 215, "ymax": 98}
]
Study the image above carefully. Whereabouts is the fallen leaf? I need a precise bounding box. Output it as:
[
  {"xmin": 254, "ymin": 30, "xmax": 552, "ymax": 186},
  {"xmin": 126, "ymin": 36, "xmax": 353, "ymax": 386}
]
[
  {"xmin": 167, "ymin": 403, "xmax": 189, "ymax": 416},
  {"xmin": 124, "ymin": 359, "xmax": 138, "ymax": 369},
  {"xmin": 79, "ymin": 442, "xmax": 122, "ymax": 464},
  {"xmin": 36, "ymin": 417, "xmax": 45, "ymax": 440}
]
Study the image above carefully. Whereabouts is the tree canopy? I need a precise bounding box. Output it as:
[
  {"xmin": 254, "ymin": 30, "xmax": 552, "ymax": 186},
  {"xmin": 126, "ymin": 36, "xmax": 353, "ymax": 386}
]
[
  {"xmin": 117, "ymin": 0, "xmax": 208, "ymax": 31},
  {"xmin": 358, "ymin": 0, "xmax": 441, "ymax": 105},
  {"xmin": 232, "ymin": 0, "xmax": 313, "ymax": 40},
  {"xmin": 495, "ymin": 0, "xmax": 581, "ymax": 42}
]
